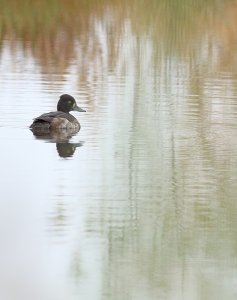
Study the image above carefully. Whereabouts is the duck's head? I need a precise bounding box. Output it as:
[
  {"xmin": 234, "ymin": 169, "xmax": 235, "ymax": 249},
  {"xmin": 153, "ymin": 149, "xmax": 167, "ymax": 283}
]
[{"xmin": 57, "ymin": 94, "xmax": 86, "ymax": 113}]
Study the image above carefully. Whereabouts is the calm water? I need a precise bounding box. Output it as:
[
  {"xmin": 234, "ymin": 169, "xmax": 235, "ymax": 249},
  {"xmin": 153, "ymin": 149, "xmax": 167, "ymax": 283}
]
[{"xmin": 0, "ymin": 1, "xmax": 237, "ymax": 299}]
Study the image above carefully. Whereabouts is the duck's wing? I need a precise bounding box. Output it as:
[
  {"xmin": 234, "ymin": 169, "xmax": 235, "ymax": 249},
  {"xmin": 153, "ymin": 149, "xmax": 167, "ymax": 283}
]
[
  {"xmin": 33, "ymin": 111, "xmax": 72, "ymax": 123},
  {"xmin": 30, "ymin": 111, "xmax": 78, "ymax": 130}
]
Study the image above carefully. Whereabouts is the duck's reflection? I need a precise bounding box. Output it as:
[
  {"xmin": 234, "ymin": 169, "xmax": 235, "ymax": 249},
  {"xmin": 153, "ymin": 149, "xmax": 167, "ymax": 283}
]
[
  {"xmin": 30, "ymin": 127, "xmax": 84, "ymax": 158},
  {"xmin": 56, "ymin": 142, "xmax": 83, "ymax": 158}
]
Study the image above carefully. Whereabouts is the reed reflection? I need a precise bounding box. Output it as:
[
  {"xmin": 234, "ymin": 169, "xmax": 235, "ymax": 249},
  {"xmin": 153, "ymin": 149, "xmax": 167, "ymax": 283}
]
[
  {"xmin": 1, "ymin": 0, "xmax": 237, "ymax": 79},
  {"xmin": 1, "ymin": 0, "xmax": 237, "ymax": 299}
]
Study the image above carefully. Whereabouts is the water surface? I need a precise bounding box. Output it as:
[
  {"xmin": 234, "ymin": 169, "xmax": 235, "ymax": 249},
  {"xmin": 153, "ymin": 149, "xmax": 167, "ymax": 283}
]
[{"xmin": 0, "ymin": 1, "xmax": 237, "ymax": 299}]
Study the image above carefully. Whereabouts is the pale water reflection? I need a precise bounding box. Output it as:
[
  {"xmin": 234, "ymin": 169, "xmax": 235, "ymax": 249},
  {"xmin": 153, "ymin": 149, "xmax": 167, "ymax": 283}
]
[{"xmin": 0, "ymin": 1, "xmax": 237, "ymax": 300}]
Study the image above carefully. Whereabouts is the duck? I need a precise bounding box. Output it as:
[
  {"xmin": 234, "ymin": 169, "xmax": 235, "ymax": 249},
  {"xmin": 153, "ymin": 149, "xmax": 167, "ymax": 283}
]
[{"xmin": 30, "ymin": 94, "xmax": 86, "ymax": 131}]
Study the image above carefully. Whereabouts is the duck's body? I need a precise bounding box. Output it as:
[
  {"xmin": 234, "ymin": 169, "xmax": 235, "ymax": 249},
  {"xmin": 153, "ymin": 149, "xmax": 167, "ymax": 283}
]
[
  {"xmin": 30, "ymin": 94, "xmax": 85, "ymax": 131},
  {"xmin": 30, "ymin": 111, "xmax": 80, "ymax": 130}
]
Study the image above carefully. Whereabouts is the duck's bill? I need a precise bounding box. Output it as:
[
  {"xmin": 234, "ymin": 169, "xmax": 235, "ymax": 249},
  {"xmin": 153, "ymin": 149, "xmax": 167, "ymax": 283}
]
[{"xmin": 74, "ymin": 105, "xmax": 86, "ymax": 112}]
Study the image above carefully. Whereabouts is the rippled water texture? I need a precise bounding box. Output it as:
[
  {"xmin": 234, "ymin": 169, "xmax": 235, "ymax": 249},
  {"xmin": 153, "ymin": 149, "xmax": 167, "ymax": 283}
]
[{"xmin": 0, "ymin": 1, "xmax": 237, "ymax": 299}]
